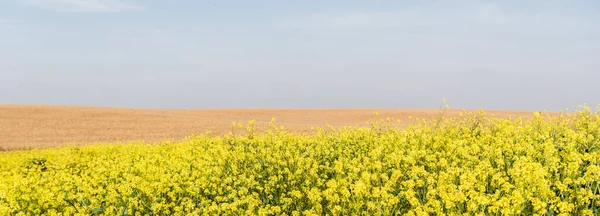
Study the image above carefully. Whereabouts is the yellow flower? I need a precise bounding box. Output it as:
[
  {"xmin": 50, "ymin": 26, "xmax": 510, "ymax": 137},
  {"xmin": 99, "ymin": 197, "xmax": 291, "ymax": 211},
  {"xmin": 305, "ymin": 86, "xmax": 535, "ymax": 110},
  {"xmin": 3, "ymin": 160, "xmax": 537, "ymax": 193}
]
[{"xmin": 0, "ymin": 107, "xmax": 599, "ymax": 214}]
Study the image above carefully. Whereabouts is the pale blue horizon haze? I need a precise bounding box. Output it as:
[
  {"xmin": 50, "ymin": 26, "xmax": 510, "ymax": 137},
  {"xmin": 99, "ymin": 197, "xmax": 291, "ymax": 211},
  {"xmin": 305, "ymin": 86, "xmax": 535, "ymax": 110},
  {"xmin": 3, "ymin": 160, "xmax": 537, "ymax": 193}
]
[{"xmin": 1, "ymin": 0, "xmax": 599, "ymax": 111}]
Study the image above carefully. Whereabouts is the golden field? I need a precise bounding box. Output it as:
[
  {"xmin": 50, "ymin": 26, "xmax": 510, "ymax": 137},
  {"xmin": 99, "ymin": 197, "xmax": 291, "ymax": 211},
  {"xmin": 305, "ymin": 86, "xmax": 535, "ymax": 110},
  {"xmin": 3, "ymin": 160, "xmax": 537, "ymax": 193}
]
[
  {"xmin": 1, "ymin": 104, "xmax": 599, "ymax": 215},
  {"xmin": 0, "ymin": 105, "xmax": 537, "ymax": 151}
]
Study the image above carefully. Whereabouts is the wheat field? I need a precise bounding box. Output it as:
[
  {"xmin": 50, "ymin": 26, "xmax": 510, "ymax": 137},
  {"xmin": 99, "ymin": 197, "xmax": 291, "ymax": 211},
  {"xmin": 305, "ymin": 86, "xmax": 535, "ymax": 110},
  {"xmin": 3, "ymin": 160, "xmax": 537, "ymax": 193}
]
[{"xmin": 0, "ymin": 104, "xmax": 538, "ymax": 151}]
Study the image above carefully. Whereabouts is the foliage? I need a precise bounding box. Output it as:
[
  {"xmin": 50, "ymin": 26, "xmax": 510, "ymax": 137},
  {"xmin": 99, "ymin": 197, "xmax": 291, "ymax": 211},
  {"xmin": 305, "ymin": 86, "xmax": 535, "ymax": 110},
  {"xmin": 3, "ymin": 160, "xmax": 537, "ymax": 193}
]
[{"xmin": 1, "ymin": 106, "xmax": 600, "ymax": 215}]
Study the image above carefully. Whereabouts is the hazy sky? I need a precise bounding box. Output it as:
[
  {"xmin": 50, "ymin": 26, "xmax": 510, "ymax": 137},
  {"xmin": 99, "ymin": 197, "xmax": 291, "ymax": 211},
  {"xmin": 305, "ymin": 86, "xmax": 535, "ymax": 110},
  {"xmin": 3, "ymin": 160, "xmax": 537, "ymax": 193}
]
[{"xmin": 1, "ymin": 0, "xmax": 599, "ymax": 111}]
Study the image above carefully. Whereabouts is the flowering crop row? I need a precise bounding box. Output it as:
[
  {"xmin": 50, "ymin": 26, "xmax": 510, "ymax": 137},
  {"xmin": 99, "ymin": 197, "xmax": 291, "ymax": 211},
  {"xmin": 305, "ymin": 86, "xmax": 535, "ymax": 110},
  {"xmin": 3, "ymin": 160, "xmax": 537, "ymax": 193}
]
[{"xmin": 1, "ymin": 106, "xmax": 599, "ymax": 215}]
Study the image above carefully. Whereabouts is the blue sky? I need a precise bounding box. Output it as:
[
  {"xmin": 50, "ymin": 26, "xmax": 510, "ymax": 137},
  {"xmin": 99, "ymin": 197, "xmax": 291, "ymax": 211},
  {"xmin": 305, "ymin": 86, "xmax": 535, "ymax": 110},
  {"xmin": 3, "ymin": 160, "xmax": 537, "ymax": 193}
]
[{"xmin": 1, "ymin": 0, "xmax": 599, "ymax": 110}]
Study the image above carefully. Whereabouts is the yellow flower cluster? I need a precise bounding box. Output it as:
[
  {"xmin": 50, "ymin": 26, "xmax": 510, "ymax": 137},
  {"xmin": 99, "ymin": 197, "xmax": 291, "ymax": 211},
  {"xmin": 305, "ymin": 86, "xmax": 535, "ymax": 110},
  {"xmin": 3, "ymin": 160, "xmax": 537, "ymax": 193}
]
[{"xmin": 1, "ymin": 106, "xmax": 599, "ymax": 215}]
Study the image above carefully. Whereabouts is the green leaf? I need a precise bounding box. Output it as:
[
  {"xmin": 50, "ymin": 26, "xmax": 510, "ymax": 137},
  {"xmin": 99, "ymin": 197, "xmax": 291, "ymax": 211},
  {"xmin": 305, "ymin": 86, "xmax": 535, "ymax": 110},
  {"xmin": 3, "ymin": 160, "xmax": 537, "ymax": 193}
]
[{"xmin": 90, "ymin": 207, "xmax": 105, "ymax": 215}]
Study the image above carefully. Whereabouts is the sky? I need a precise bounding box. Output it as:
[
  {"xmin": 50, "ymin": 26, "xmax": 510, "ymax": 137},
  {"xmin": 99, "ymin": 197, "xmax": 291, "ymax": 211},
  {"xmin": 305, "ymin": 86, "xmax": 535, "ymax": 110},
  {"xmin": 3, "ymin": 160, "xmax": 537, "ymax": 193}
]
[{"xmin": 1, "ymin": 0, "xmax": 599, "ymax": 111}]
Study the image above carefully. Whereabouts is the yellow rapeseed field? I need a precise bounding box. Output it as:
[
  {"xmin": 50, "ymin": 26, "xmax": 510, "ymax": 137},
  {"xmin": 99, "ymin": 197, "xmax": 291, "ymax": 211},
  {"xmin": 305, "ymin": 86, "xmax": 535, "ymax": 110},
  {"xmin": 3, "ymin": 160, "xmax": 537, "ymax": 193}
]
[{"xmin": 1, "ymin": 106, "xmax": 599, "ymax": 215}]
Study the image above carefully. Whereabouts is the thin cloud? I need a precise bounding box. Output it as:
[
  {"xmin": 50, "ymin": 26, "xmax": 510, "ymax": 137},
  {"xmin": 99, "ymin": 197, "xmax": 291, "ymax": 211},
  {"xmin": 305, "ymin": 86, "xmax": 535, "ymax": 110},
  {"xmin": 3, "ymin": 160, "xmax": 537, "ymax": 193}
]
[
  {"xmin": 0, "ymin": 19, "xmax": 19, "ymax": 29},
  {"xmin": 0, "ymin": 19, "xmax": 18, "ymax": 24},
  {"xmin": 278, "ymin": 10, "xmax": 441, "ymax": 30},
  {"xmin": 20, "ymin": 0, "xmax": 144, "ymax": 13},
  {"xmin": 473, "ymin": 3, "xmax": 511, "ymax": 24},
  {"xmin": 278, "ymin": 2, "xmax": 511, "ymax": 31}
]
